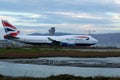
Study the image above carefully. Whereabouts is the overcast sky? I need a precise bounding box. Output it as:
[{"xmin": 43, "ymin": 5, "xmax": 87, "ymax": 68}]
[{"xmin": 0, "ymin": 0, "xmax": 120, "ymax": 38}]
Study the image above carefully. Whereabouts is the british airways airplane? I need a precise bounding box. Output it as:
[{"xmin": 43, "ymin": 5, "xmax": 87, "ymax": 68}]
[{"xmin": 1, "ymin": 20, "xmax": 98, "ymax": 46}]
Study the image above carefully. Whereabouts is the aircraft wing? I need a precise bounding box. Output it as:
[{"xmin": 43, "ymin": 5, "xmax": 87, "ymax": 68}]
[{"xmin": 48, "ymin": 37, "xmax": 61, "ymax": 45}]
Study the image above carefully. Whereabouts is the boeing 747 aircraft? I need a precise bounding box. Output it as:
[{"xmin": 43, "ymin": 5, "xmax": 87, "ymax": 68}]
[{"xmin": 1, "ymin": 20, "xmax": 98, "ymax": 46}]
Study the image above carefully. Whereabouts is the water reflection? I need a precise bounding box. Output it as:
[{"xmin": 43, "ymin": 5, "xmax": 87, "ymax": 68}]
[
  {"xmin": 2, "ymin": 57, "xmax": 120, "ymax": 68},
  {"xmin": 0, "ymin": 60, "xmax": 120, "ymax": 77}
]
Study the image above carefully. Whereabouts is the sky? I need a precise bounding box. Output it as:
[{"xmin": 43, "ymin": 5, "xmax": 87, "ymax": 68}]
[{"xmin": 0, "ymin": 0, "xmax": 120, "ymax": 38}]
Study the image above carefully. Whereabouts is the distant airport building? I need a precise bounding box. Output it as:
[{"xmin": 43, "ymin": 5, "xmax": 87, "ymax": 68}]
[
  {"xmin": 0, "ymin": 39, "xmax": 29, "ymax": 48},
  {"xmin": 0, "ymin": 39, "xmax": 14, "ymax": 48},
  {"xmin": 49, "ymin": 27, "xmax": 55, "ymax": 35}
]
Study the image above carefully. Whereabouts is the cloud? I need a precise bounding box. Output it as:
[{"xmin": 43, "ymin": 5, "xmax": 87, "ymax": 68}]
[
  {"xmin": 20, "ymin": 29, "xmax": 37, "ymax": 34},
  {"xmin": 0, "ymin": 10, "xmax": 119, "ymax": 34},
  {"xmin": 114, "ymin": 0, "xmax": 120, "ymax": 4},
  {"xmin": 0, "ymin": 11, "xmax": 43, "ymax": 19},
  {"xmin": 0, "ymin": 11, "xmax": 47, "ymax": 27},
  {"xmin": 27, "ymin": 14, "xmax": 41, "ymax": 19},
  {"xmin": 0, "ymin": 15, "xmax": 18, "ymax": 21},
  {"xmin": 106, "ymin": 12, "xmax": 120, "ymax": 22},
  {"xmin": 0, "ymin": 0, "xmax": 18, "ymax": 3},
  {"xmin": 48, "ymin": 12, "xmax": 104, "ymax": 20},
  {"xmin": 0, "ymin": 0, "xmax": 120, "ymax": 35}
]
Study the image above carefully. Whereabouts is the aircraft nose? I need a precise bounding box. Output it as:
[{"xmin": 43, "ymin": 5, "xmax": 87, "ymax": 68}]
[{"xmin": 93, "ymin": 38, "xmax": 98, "ymax": 43}]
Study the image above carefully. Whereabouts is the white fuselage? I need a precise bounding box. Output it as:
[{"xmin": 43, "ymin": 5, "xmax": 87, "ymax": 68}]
[{"xmin": 12, "ymin": 35, "xmax": 98, "ymax": 46}]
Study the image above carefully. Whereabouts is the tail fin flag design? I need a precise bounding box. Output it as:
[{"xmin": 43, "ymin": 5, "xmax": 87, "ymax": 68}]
[{"xmin": 1, "ymin": 20, "xmax": 20, "ymax": 39}]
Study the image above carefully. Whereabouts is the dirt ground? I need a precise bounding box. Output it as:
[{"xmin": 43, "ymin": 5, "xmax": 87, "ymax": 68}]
[{"xmin": 0, "ymin": 48, "xmax": 120, "ymax": 58}]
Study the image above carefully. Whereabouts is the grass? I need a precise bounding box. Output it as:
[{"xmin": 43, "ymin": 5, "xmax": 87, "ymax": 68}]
[
  {"xmin": 0, "ymin": 74, "xmax": 120, "ymax": 80},
  {"xmin": 0, "ymin": 48, "xmax": 120, "ymax": 58}
]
